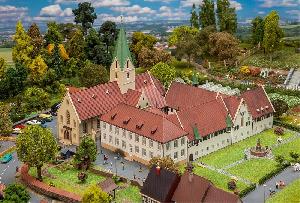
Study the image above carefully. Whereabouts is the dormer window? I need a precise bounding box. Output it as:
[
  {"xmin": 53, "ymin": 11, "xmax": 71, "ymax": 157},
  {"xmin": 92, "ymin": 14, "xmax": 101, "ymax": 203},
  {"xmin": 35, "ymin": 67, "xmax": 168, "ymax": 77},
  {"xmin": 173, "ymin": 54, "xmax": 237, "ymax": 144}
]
[
  {"xmin": 136, "ymin": 122, "xmax": 144, "ymax": 129},
  {"xmin": 111, "ymin": 113, "xmax": 117, "ymax": 120}
]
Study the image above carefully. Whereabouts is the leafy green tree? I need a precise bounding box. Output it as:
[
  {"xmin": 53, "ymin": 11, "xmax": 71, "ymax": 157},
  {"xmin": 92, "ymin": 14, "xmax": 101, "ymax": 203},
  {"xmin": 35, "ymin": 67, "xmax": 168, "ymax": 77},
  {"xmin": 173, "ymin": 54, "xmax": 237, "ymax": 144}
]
[
  {"xmin": 0, "ymin": 57, "xmax": 6, "ymax": 78},
  {"xmin": 251, "ymin": 16, "xmax": 265, "ymax": 46},
  {"xmin": 2, "ymin": 183, "xmax": 30, "ymax": 203},
  {"xmin": 168, "ymin": 26, "xmax": 199, "ymax": 46},
  {"xmin": 272, "ymin": 99, "xmax": 289, "ymax": 118},
  {"xmin": 12, "ymin": 21, "xmax": 33, "ymax": 67},
  {"xmin": 263, "ymin": 11, "xmax": 284, "ymax": 61},
  {"xmin": 138, "ymin": 47, "xmax": 171, "ymax": 69},
  {"xmin": 74, "ymin": 136, "xmax": 97, "ymax": 170},
  {"xmin": 216, "ymin": 0, "xmax": 237, "ymax": 33},
  {"xmin": 27, "ymin": 23, "xmax": 43, "ymax": 58},
  {"xmin": 149, "ymin": 156, "xmax": 179, "ymax": 174},
  {"xmin": 0, "ymin": 102, "xmax": 13, "ymax": 136},
  {"xmin": 23, "ymin": 87, "xmax": 50, "ymax": 113},
  {"xmin": 66, "ymin": 29, "xmax": 86, "ymax": 61},
  {"xmin": 16, "ymin": 126, "xmax": 57, "ymax": 180},
  {"xmin": 190, "ymin": 4, "xmax": 199, "ymax": 29},
  {"xmin": 275, "ymin": 155, "xmax": 285, "ymax": 166},
  {"xmin": 73, "ymin": 2, "xmax": 97, "ymax": 35},
  {"xmin": 290, "ymin": 151, "xmax": 299, "ymax": 162},
  {"xmin": 58, "ymin": 23, "xmax": 82, "ymax": 40},
  {"xmin": 130, "ymin": 32, "xmax": 158, "ymax": 61},
  {"xmin": 28, "ymin": 55, "xmax": 48, "ymax": 84},
  {"xmin": 46, "ymin": 44, "xmax": 65, "ymax": 78},
  {"xmin": 199, "ymin": 0, "xmax": 216, "ymax": 29},
  {"xmin": 196, "ymin": 25, "xmax": 216, "ymax": 56},
  {"xmin": 64, "ymin": 57, "xmax": 78, "ymax": 80},
  {"xmin": 44, "ymin": 22, "xmax": 63, "ymax": 45},
  {"xmin": 209, "ymin": 32, "xmax": 239, "ymax": 61},
  {"xmin": 99, "ymin": 21, "xmax": 118, "ymax": 54},
  {"xmin": 150, "ymin": 62, "xmax": 176, "ymax": 88},
  {"xmin": 79, "ymin": 61, "xmax": 108, "ymax": 87},
  {"xmin": 82, "ymin": 185, "xmax": 111, "ymax": 203}
]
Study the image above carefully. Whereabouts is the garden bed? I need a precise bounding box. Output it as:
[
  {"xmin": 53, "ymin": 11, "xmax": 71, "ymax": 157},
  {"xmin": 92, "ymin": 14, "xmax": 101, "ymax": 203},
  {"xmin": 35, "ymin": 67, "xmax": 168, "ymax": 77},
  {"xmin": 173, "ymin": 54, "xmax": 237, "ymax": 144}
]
[{"xmin": 115, "ymin": 185, "xmax": 142, "ymax": 203}]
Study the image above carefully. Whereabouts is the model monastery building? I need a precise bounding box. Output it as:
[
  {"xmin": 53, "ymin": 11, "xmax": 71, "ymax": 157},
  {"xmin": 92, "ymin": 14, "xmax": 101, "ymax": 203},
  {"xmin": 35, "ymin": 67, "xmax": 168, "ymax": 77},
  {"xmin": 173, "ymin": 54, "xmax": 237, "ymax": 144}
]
[{"xmin": 57, "ymin": 28, "xmax": 275, "ymax": 165}]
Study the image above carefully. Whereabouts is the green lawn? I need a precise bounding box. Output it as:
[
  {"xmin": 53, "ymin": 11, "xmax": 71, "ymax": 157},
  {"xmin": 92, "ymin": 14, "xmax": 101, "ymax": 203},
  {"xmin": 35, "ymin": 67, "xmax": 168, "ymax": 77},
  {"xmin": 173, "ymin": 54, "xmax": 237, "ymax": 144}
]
[
  {"xmin": 115, "ymin": 185, "xmax": 142, "ymax": 203},
  {"xmin": 273, "ymin": 137, "xmax": 300, "ymax": 161},
  {"xmin": 227, "ymin": 159, "xmax": 278, "ymax": 183},
  {"xmin": 267, "ymin": 178, "xmax": 300, "ymax": 203},
  {"xmin": 0, "ymin": 48, "xmax": 13, "ymax": 65},
  {"xmin": 29, "ymin": 166, "xmax": 106, "ymax": 196},
  {"xmin": 193, "ymin": 165, "xmax": 249, "ymax": 193},
  {"xmin": 198, "ymin": 129, "xmax": 295, "ymax": 168}
]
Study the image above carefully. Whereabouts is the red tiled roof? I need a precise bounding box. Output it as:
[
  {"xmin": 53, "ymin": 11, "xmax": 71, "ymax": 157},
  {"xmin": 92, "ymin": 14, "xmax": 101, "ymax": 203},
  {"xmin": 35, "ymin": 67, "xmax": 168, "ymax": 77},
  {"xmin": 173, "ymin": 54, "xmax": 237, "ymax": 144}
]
[
  {"xmin": 166, "ymin": 114, "xmax": 182, "ymax": 127},
  {"xmin": 204, "ymin": 185, "xmax": 240, "ymax": 203},
  {"xmin": 223, "ymin": 96, "xmax": 242, "ymax": 119},
  {"xmin": 145, "ymin": 107, "xmax": 167, "ymax": 117},
  {"xmin": 177, "ymin": 99, "xmax": 229, "ymax": 140},
  {"xmin": 67, "ymin": 86, "xmax": 81, "ymax": 94},
  {"xmin": 101, "ymin": 103, "xmax": 187, "ymax": 143},
  {"xmin": 166, "ymin": 82, "xmax": 220, "ymax": 110},
  {"xmin": 136, "ymin": 72, "xmax": 165, "ymax": 96},
  {"xmin": 172, "ymin": 172, "xmax": 211, "ymax": 203},
  {"xmin": 124, "ymin": 89, "xmax": 142, "ymax": 107},
  {"xmin": 69, "ymin": 81, "xmax": 125, "ymax": 120},
  {"xmin": 241, "ymin": 86, "xmax": 274, "ymax": 119},
  {"xmin": 142, "ymin": 85, "xmax": 167, "ymax": 109}
]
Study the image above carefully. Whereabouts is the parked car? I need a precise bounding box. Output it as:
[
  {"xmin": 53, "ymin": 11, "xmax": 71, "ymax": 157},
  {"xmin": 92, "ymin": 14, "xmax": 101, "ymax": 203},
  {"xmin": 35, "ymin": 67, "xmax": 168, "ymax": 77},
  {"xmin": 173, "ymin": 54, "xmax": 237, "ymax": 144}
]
[
  {"xmin": 14, "ymin": 124, "xmax": 25, "ymax": 129},
  {"xmin": 12, "ymin": 128, "xmax": 22, "ymax": 134},
  {"xmin": 26, "ymin": 120, "xmax": 41, "ymax": 125},
  {"xmin": 0, "ymin": 153, "xmax": 12, "ymax": 164},
  {"xmin": 51, "ymin": 102, "xmax": 61, "ymax": 116},
  {"xmin": 39, "ymin": 113, "xmax": 53, "ymax": 122}
]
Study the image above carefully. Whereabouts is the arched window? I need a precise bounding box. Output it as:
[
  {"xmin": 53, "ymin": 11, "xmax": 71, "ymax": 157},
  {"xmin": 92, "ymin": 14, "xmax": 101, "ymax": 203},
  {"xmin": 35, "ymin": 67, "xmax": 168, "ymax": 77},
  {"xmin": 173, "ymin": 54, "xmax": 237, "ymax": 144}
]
[
  {"xmin": 127, "ymin": 60, "xmax": 129, "ymax": 69},
  {"xmin": 115, "ymin": 61, "xmax": 118, "ymax": 69},
  {"xmin": 115, "ymin": 72, "xmax": 118, "ymax": 79},
  {"xmin": 66, "ymin": 110, "xmax": 70, "ymax": 125},
  {"xmin": 127, "ymin": 72, "xmax": 130, "ymax": 79}
]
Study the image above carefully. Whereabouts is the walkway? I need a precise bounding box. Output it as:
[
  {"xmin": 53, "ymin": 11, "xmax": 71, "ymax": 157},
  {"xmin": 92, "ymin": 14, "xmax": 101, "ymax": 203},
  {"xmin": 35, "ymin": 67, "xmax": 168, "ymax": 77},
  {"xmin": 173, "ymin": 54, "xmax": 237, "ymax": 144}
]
[{"xmin": 243, "ymin": 167, "xmax": 300, "ymax": 203}]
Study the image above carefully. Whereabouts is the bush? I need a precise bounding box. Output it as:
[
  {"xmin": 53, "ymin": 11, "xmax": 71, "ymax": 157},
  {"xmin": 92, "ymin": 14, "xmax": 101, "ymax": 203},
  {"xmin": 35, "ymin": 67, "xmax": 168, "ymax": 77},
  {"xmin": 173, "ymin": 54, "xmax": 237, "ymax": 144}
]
[
  {"xmin": 274, "ymin": 119, "xmax": 300, "ymax": 132},
  {"xmin": 239, "ymin": 184, "xmax": 256, "ymax": 197},
  {"xmin": 274, "ymin": 127, "xmax": 284, "ymax": 135},
  {"xmin": 258, "ymin": 165, "xmax": 288, "ymax": 185},
  {"xmin": 227, "ymin": 180, "xmax": 237, "ymax": 190},
  {"xmin": 78, "ymin": 171, "xmax": 88, "ymax": 183}
]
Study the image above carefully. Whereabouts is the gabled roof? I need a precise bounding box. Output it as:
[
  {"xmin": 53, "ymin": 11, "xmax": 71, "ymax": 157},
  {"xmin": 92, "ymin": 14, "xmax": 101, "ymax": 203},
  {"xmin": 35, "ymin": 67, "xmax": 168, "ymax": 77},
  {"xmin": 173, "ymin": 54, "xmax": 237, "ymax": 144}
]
[
  {"xmin": 172, "ymin": 172, "xmax": 212, "ymax": 203},
  {"xmin": 124, "ymin": 89, "xmax": 142, "ymax": 107},
  {"xmin": 69, "ymin": 81, "xmax": 125, "ymax": 121},
  {"xmin": 136, "ymin": 72, "xmax": 165, "ymax": 96},
  {"xmin": 98, "ymin": 178, "xmax": 118, "ymax": 194},
  {"xmin": 223, "ymin": 96, "xmax": 242, "ymax": 119},
  {"xmin": 101, "ymin": 103, "xmax": 187, "ymax": 143},
  {"xmin": 241, "ymin": 86, "xmax": 274, "ymax": 119},
  {"xmin": 141, "ymin": 166, "xmax": 180, "ymax": 203},
  {"xmin": 166, "ymin": 82, "xmax": 221, "ymax": 110},
  {"xmin": 142, "ymin": 85, "xmax": 167, "ymax": 109},
  {"xmin": 113, "ymin": 28, "xmax": 132, "ymax": 70},
  {"xmin": 176, "ymin": 99, "xmax": 230, "ymax": 140},
  {"xmin": 204, "ymin": 185, "xmax": 240, "ymax": 203}
]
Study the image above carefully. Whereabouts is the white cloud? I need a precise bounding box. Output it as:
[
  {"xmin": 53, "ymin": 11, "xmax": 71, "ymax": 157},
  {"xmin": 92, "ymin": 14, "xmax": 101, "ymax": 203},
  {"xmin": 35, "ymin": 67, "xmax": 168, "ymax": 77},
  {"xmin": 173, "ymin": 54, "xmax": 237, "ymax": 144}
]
[
  {"xmin": 180, "ymin": 0, "xmax": 203, "ymax": 7},
  {"xmin": 0, "ymin": 5, "xmax": 28, "ymax": 22},
  {"xmin": 55, "ymin": 0, "xmax": 130, "ymax": 7},
  {"xmin": 144, "ymin": 0, "xmax": 174, "ymax": 2},
  {"xmin": 287, "ymin": 10, "xmax": 300, "ymax": 21},
  {"xmin": 111, "ymin": 5, "xmax": 155, "ymax": 15},
  {"xmin": 230, "ymin": 0, "xmax": 242, "ymax": 11},
  {"xmin": 40, "ymin": 4, "xmax": 73, "ymax": 17},
  {"xmin": 260, "ymin": 0, "xmax": 299, "ymax": 8},
  {"xmin": 157, "ymin": 6, "xmax": 188, "ymax": 20},
  {"xmin": 97, "ymin": 13, "xmax": 147, "ymax": 23},
  {"xmin": 258, "ymin": 11, "xmax": 265, "ymax": 15}
]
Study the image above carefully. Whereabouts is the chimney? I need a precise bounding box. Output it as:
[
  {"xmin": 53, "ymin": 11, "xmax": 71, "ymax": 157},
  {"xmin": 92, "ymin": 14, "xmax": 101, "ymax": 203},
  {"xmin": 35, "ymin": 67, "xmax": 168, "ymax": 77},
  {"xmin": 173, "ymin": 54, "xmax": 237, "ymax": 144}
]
[
  {"xmin": 156, "ymin": 165, "xmax": 161, "ymax": 176},
  {"xmin": 188, "ymin": 172, "xmax": 194, "ymax": 183}
]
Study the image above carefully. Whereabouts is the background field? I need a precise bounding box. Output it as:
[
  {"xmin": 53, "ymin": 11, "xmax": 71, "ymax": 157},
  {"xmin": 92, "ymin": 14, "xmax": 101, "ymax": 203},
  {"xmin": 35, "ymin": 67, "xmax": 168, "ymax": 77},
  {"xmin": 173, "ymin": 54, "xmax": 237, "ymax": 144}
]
[{"xmin": 0, "ymin": 48, "xmax": 13, "ymax": 65}]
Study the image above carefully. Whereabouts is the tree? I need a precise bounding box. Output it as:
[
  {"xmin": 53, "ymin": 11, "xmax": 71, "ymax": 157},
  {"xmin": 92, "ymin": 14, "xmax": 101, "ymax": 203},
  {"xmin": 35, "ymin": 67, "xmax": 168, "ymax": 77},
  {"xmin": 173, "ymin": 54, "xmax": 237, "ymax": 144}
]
[
  {"xmin": 82, "ymin": 185, "xmax": 111, "ymax": 203},
  {"xmin": 23, "ymin": 87, "xmax": 50, "ymax": 113},
  {"xmin": 190, "ymin": 4, "xmax": 199, "ymax": 29},
  {"xmin": 66, "ymin": 29, "xmax": 86, "ymax": 61},
  {"xmin": 44, "ymin": 22, "xmax": 63, "ymax": 45},
  {"xmin": 46, "ymin": 44, "xmax": 65, "ymax": 78},
  {"xmin": 275, "ymin": 155, "xmax": 285, "ymax": 166},
  {"xmin": 263, "ymin": 11, "xmax": 284, "ymax": 61},
  {"xmin": 251, "ymin": 16, "xmax": 264, "ymax": 46},
  {"xmin": 73, "ymin": 2, "xmax": 97, "ymax": 35},
  {"xmin": 12, "ymin": 21, "xmax": 33, "ymax": 67},
  {"xmin": 99, "ymin": 21, "xmax": 118, "ymax": 54},
  {"xmin": 0, "ymin": 102, "xmax": 13, "ymax": 136},
  {"xmin": 209, "ymin": 32, "xmax": 239, "ymax": 62},
  {"xmin": 272, "ymin": 99, "xmax": 289, "ymax": 118},
  {"xmin": 199, "ymin": 0, "xmax": 216, "ymax": 29},
  {"xmin": 216, "ymin": 0, "xmax": 237, "ymax": 33},
  {"xmin": 149, "ymin": 156, "xmax": 179, "ymax": 174},
  {"xmin": 0, "ymin": 57, "xmax": 6, "ymax": 78},
  {"xmin": 196, "ymin": 25, "xmax": 216, "ymax": 56},
  {"xmin": 28, "ymin": 55, "xmax": 48, "ymax": 84},
  {"xmin": 79, "ymin": 61, "xmax": 109, "ymax": 88},
  {"xmin": 138, "ymin": 47, "xmax": 171, "ymax": 69},
  {"xmin": 2, "ymin": 183, "xmax": 30, "ymax": 203},
  {"xmin": 150, "ymin": 62, "xmax": 176, "ymax": 88},
  {"xmin": 290, "ymin": 151, "xmax": 299, "ymax": 163},
  {"xmin": 16, "ymin": 125, "xmax": 57, "ymax": 180},
  {"xmin": 74, "ymin": 136, "xmax": 97, "ymax": 170},
  {"xmin": 58, "ymin": 23, "xmax": 82, "ymax": 40},
  {"xmin": 168, "ymin": 26, "xmax": 199, "ymax": 46},
  {"xmin": 130, "ymin": 32, "xmax": 158, "ymax": 61},
  {"xmin": 27, "ymin": 23, "xmax": 43, "ymax": 58}
]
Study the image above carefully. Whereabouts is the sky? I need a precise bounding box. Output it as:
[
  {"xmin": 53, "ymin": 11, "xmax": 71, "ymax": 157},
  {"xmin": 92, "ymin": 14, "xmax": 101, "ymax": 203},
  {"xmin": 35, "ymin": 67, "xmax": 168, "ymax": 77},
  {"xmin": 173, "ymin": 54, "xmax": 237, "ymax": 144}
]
[{"xmin": 0, "ymin": 0, "xmax": 299, "ymax": 28}]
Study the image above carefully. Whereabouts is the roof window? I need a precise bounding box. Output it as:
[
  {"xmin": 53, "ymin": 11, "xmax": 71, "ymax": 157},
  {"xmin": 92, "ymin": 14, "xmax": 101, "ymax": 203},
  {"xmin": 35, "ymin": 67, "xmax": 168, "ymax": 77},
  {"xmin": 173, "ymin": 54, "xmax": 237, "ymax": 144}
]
[
  {"xmin": 92, "ymin": 94, "xmax": 96, "ymax": 99},
  {"xmin": 77, "ymin": 98, "xmax": 81, "ymax": 103},
  {"xmin": 143, "ymin": 80, "xmax": 147, "ymax": 84},
  {"xmin": 106, "ymin": 89, "xmax": 110, "ymax": 94},
  {"xmin": 136, "ymin": 122, "xmax": 144, "ymax": 129},
  {"xmin": 111, "ymin": 113, "xmax": 117, "ymax": 120},
  {"xmin": 123, "ymin": 117, "xmax": 131, "ymax": 124},
  {"xmin": 151, "ymin": 126, "xmax": 158, "ymax": 134}
]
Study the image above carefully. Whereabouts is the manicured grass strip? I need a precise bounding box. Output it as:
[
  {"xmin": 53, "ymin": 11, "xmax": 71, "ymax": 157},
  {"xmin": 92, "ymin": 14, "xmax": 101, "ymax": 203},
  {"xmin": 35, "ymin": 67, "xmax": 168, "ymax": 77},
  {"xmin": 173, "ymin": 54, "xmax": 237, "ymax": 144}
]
[
  {"xmin": 227, "ymin": 159, "xmax": 278, "ymax": 183},
  {"xmin": 267, "ymin": 178, "xmax": 300, "ymax": 203},
  {"xmin": 193, "ymin": 165, "xmax": 249, "ymax": 193},
  {"xmin": 198, "ymin": 129, "xmax": 294, "ymax": 168},
  {"xmin": 115, "ymin": 185, "xmax": 142, "ymax": 203},
  {"xmin": 273, "ymin": 137, "xmax": 300, "ymax": 161}
]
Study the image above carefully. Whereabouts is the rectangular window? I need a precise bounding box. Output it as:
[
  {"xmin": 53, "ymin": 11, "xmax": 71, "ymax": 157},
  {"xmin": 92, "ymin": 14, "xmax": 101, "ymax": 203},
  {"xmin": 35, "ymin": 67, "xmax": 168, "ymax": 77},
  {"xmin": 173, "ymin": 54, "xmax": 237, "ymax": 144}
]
[
  {"xmin": 115, "ymin": 138, "xmax": 119, "ymax": 146},
  {"xmin": 135, "ymin": 135, "xmax": 139, "ymax": 142},
  {"xmin": 166, "ymin": 143, "xmax": 170, "ymax": 150},
  {"xmin": 181, "ymin": 149, "xmax": 185, "ymax": 156},
  {"xmin": 174, "ymin": 140, "xmax": 178, "ymax": 148},
  {"xmin": 103, "ymin": 122, "xmax": 106, "ymax": 129},
  {"xmin": 149, "ymin": 151, "xmax": 153, "ymax": 158},
  {"xmin": 129, "ymin": 132, "xmax": 132, "ymax": 140},
  {"xmin": 122, "ymin": 130, "xmax": 126, "ymax": 138},
  {"xmin": 181, "ymin": 137, "xmax": 185, "ymax": 146},
  {"xmin": 109, "ymin": 124, "xmax": 112, "ymax": 132},
  {"xmin": 103, "ymin": 133, "xmax": 106, "ymax": 140},
  {"xmin": 142, "ymin": 137, "xmax": 146, "ymax": 146},
  {"xmin": 135, "ymin": 146, "xmax": 139, "ymax": 153},
  {"xmin": 97, "ymin": 119, "xmax": 100, "ymax": 129},
  {"xmin": 83, "ymin": 122, "xmax": 87, "ymax": 133},
  {"xmin": 149, "ymin": 140, "xmax": 153, "ymax": 148},
  {"xmin": 109, "ymin": 135, "xmax": 112, "ymax": 143},
  {"xmin": 174, "ymin": 152, "xmax": 178, "ymax": 159},
  {"xmin": 122, "ymin": 140, "xmax": 126, "ymax": 149},
  {"xmin": 157, "ymin": 143, "xmax": 161, "ymax": 150},
  {"xmin": 115, "ymin": 127, "xmax": 119, "ymax": 135},
  {"xmin": 142, "ymin": 148, "xmax": 146, "ymax": 156}
]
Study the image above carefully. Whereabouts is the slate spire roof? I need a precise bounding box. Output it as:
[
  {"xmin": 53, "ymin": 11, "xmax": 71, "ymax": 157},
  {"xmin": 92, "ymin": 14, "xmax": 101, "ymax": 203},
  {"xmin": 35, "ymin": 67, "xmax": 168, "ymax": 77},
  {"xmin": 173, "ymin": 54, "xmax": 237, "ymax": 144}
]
[{"xmin": 113, "ymin": 28, "xmax": 132, "ymax": 70}]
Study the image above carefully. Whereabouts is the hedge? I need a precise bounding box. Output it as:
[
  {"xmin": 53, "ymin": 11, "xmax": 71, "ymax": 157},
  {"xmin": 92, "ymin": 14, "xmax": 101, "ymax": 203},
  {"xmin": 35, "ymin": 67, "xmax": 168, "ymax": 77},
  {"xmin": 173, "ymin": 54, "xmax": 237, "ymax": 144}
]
[
  {"xmin": 239, "ymin": 183, "xmax": 256, "ymax": 197},
  {"xmin": 258, "ymin": 164, "xmax": 289, "ymax": 185},
  {"xmin": 274, "ymin": 119, "xmax": 300, "ymax": 132}
]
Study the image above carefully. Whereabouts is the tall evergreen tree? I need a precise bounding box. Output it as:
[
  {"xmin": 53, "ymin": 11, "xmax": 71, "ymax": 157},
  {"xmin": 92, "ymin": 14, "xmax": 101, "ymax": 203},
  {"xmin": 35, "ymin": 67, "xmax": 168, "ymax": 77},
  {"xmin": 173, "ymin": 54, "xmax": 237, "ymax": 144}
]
[
  {"xmin": 263, "ymin": 11, "xmax": 284, "ymax": 61},
  {"xmin": 73, "ymin": 2, "xmax": 97, "ymax": 35},
  {"xmin": 66, "ymin": 29, "xmax": 86, "ymax": 61},
  {"xmin": 199, "ymin": 0, "xmax": 216, "ymax": 29},
  {"xmin": 216, "ymin": 0, "xmax": 237, "ymax": 33},
  {"xmin": 44, "ymin": 22, "xmax": 63, "ymax": 45},
  {"xmin": 27, "ymin": 23, "xmax": 43, "ymax": 58},
  {"xmin": 190, "ymin": 4, "xmax": 199, "ymax": 29},
  {"xmin": 251, "ymin": 16, "xmax": 265, "ymax": 46},
  {"xmin": 99, "ymin": 21, "xmax": 118, "ymax": 54}
]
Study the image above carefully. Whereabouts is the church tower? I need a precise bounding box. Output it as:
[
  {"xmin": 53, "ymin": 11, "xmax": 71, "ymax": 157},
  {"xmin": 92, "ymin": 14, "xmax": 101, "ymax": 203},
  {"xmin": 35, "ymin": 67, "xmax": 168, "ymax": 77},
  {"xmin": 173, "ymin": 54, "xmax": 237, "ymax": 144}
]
[{"xmin": 110, "ymin": 27, "xmax": 135, "ymax": 94}]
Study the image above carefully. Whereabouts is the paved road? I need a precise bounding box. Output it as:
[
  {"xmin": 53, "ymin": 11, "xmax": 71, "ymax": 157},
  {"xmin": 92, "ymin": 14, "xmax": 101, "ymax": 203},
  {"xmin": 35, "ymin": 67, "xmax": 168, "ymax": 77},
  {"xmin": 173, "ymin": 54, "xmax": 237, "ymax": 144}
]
[
  {"xmin": 0, "ymin": 141, "xmax": 15, "ymax": 153},
  {"xmin": 243, "ymin": 167, "xmax": 300, "ymax": 203}
]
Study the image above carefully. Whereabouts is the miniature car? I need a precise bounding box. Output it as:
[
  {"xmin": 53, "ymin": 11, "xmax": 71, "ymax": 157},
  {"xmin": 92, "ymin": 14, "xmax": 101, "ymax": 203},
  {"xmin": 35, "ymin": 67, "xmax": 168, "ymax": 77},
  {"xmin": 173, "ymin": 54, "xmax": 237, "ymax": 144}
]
[
  {"xmin": 14, "ymin": 124, "xmax": 25, "ymax": 129},
  {"xmin": 12, "ymin": 128, "xmax": 22, "ymax": 134},
  {"xmin": 26, "ymin": 120, "xmax": 41, "ymax": 125},
  {"xmin": 39, "ymin": 114, "xmax": 53, "ymax": 122},
  {"xmin": 0, "ymin": 154, "xmax": 12, "ymax": 164}
]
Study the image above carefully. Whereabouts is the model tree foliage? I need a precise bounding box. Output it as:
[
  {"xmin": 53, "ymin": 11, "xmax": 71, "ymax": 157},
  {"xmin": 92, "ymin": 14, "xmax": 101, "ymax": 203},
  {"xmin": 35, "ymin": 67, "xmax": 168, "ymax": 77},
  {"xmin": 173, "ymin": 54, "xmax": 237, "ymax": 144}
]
[
  {"xmin": 149, "ymin": 156, "xmax": 179, "ymax": 174},
  {"xmin": 0, "ymin": 102, "xmax": 13, "ymax": 136},
  {"xmin": 138, "ymin": 47, "xmax": 171, "ymax": 69},
  {"xmin": 290, "ymin": 151, "xmax": 299, "ymax": 162},
  {"xmin": 82, "ymin": 185, "xmax": 111, "ymax": 203},
  {"xmin": 99, "ymin": 21, "xmax": 118, "ymax": 54},
  {"xmin": 2, "ymin": 183, "xmax": 30, "ymax": 203},
  {"xmin": 44, "ymin": 22, "xmax": 63, "ymax": 45},
  {"xmin": 27, "ymin": 23, "xmax": 43, "ymax": 58},
  {"xmin": 28, "ymin": 55, "xmax": 48, "ymax": 84},
  {"xmin": 263, "ymin": 11, "xmax": 284, "ymax": 61},
  {"xmin": 79, "ymin": 61, "xmax": 109, "ymax": 88},
  {"xmin": 272, "ymin": 99, "xmax": 289, "ymax": 118},
  {"xmin": 150, "ymin": 62, "xmax": 176, "ymax": 88},
  {"xmin": 74, "ymin": 136, "xmax": 97, "ymax": 170},
  {"xmin": 16, "ymin": 125, "xmax": 58, "ymax": 180},
  {"xmin": 0, "ymin": 57, "xmax": 5, "ymax": 78},
  {"xmin": 216, "ymin": 0, "xmax": 237, "ymax": 33},
  {"xmin": 72, "ymin": 2, "xmax": 97, "ymax": 34},
  {"xmin": 168, "ymin": 26, "xmax": 199, "ymax": 46},
  {"xmin": 199, "ymin": 0, "xmax": 216, "ymax": 29},
  {"xmin": 130, "ymin": 32, "xmax": 158, "ymax": 61},
  {"xmin": 23, "ymin": 87, "xmax": 50, "ymax": 112},
  {"xmin": 190, "ymin": 4, "xmax": 199, "ymax": 29},
  {"xmin": 251, "ymin": 16, "xmax": 264, "ymax": 46},
  {"xmin": 66, "ymin": 29, "xmax": 86, "ymax": 61}
]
